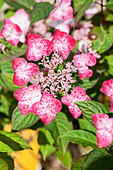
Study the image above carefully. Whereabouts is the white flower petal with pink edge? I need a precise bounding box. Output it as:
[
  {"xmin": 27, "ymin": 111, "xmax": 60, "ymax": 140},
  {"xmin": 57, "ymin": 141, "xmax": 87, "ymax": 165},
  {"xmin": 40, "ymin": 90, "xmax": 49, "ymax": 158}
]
[
  {"xmin": 13, "ymin": 72, "xmax": 30, "ymax": 86},
  {"xmin": 25, "ymin": 63, "xmax": 39, "ymax": 76},
  {"xmin": 48, "ymin": 29, "xmax": 76, "ymax": 60},
  {"xmin": 18, "ymin": 100, "xmax": 33, "ymax": 115},
  {"xmin": 31, "ymin": 103, "xmax": 56, "ymax": 124},
  {"xmin": 0, "ymin": 19, "xmax": 22, "ymax": 46},
  {"xmin": 110, "ymin": 95, "xmax": 113, "ymax": 112},
  {"xmin": 12, "ymin": 58, "xmax": 39, "ymax": 86},
  {"xmin": 12, "ymin": 58, "xmax": 27, "ymax": 71},
  {"xmin": 50, "ymin": 0, "xmax": 73, "ymax": 21},
  {"xmin": 26, "ymin": 33, "xmax": 50, "ymax": 61},
  {"xmin": 50, "ymin": 7, "xmax": 63, "ymax": 21},
  {"xmin": 63, "ymin": 6, "xmax": 73, "ymax": 21},
  {"xmin": 92, "ymin": 113, "xmax": 110, "ymax": 130},
  {"xmin": 61, "ymin": 86, "xmax": 91, "ymax": 118},
  {"xmin": 71, "ymin": 86, "xmax": 87, "ymax": 100},
  {"xmin": 96, "ymin": 130, "xmax": 112, "ymax": 148},
  {"xmin": 108, "ymin": 118, "xmax": 113, "ymax": 136},
  {"xmin": 69, "ymin": 104, "xmax": 82, "ymax": 119},
  {"xmin": 10, "ymin": 9, "xmax": 30, "ymax": 43},
  {"xmin": 61, "ymin": 95, "xmax": 73, "ymax": 106},
  {"xmin": 100, "ymin": 79, "xmax": 113, "ymax": 97},
  {"xmin": 78, "ymin": 67, "xmax": 93, "ymax": 80},
  {"xmin": 54, "ymin": 22, "xmax": 70, "ymax": 34},
  {"xmin": 74, "ymin": 53, "xmax": 96, "ymax": 79},
  {"xmin": 14, "ymin": 84, "xmax": 42, "ymax": 115},
  {"xmin": 73, "ymin": 53, "xmax": 96, "ymax": 68},
  {"xmin": 14, "ymin": 84, "xmax": 41, "ymax": 101},
  {"xmin": 31, "ymin": 91, "xmax": 62, "ymax": 124}
]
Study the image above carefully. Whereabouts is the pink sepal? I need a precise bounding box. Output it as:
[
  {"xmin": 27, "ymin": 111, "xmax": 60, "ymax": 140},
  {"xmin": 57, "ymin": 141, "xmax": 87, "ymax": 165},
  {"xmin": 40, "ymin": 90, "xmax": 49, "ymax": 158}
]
[
  {"xmin": 96, "ymin": 130, "xmax": 112, "ymax": 148},
  {"xmin": 12, "ymin": 58, "xmax": 39, "ymax": 86},
  {"xmin": 61, "ymin": 86, "xmax": 91, "ymax": 119},
  {"xmin": 26, "ymin": 33, "xmax": 50, "ymax": 61},
  {"xmin": 0, "ymin": 19, "xmax": 22, "ymax": 46},
  {"xmin": 48, "ymin": 29, "xmax": 76, "ymax": 60},
  {"xmin": 31, "ymin": 91, "xmax": 62, "ymax": 124}
]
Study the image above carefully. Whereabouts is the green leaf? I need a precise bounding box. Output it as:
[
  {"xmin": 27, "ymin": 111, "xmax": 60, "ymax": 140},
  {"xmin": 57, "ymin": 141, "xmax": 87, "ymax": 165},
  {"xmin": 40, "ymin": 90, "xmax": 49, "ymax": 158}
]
[
  {"xmin": 40, "ymin": 145, "xmax": 56, "ymax": 161},
  {"xmin": 79, "ymin": 78, "xmax": 99, "ymax": 90},
  {"xmin": 60, "ymin": 130, "xmax": 97, "ymax": 148},
  {"xmin": 0, "ymin": 131, "xmax": 31, "ymax": 151},
  {"xmin": 11, "ymin": 106, "xmax": 39, "ymax": 131},
  {"xmin": 0, "ymin": 61, "xmax": 14, "ymax": 74},
  {"xmin": 46, "ymin": 112, "xmax": 72, "ymax": 155},
  {"xmin": 93, "ymin": 40, "xmax": 101, "ymax": 51},
  {"xmin": 82, "ymin": 149, "xmax": 113, "ymax": 170},
  {"xmin": 0, "ymin": 43, "xmax": 27, "ymax": 61},
  {"xmin": 0, "ymin": 0, "xmax": 4, "ymax": 10},
  {"xmin": 38, "ymin": 127, "xmax": 54, "ymax": 145},
  {"xmin": 74, "ymin": 0, "xmax": 93, "ymax": 27},
  {"xmin": 73, "ymin": 0, "xmax": 86, "ymax": 13},
  {"xmin": 0, "ymin": 60, "xmax": 26, "ymax": 91},
  {"xmin": 0, "ymin": 153, "xmax": 14, "ymax": 170},
  {"xmin": 71, "ymin": 155, "xmax": 87, "ymax": 170},
  {"xmin": 0, "ymin": 73, "xmax": 21, "ymax": 91},
  {"xmin": 109, "ymin": 25, "xmax": 113, "ymax": 34},
  {"xmin": 4, "ymin": 0, "xmax": 36, "ymax": 13},
  {"xmin": 89, "ymin": 26, "xmax": 104, "ymax": 41},
  {"xmin": 78, "ymin": 119, "xmax": 96, "ymax": 134},
  {"xmin": 75, "ymin": 101, "xmax": 111, "ymax": 125},
  {"xmin": 56, "ymin": 150, "xmax": 72, "ymax": 170},
  {"xmin": 0, "ymin": 141, "xmax": 15, "ymax": 153},
  {"xmin": 38, "ymin": 127, "xmax": 56, "ymax": 161},
  {"xmin": 31, "ymin": 2, "xmax": 54, "ymax": 25},
  {"xmin": 106, "ymin": 13, "xmax": 113, "ymax": 21},
  {"xmin": 108, "ymin": 144, "xmax": 113, "ymax": 155},
  {"xmin": 106, "ymin": 0, "xmax": 113, "ymax": 11},
  {"xmin": 0, "ymin": 95, "xmax": 9, "ymax": 116},
  {"xmin": 5, "ymin": 11, "xmax": 15, "ymax": 19},
  {"xmin": 105, "ymin": 55, "xmax": 113, "ymax": 75},
  {"xmin": 98, "ymin": 34, "xmax": 113, "ymax": 54},
  {"xmin": 0, "ymin": 21, "xmax": 4, "ymax": 31},
  {"xmin": 108, "ymin": 64, "xmax": 113, "ymax": 75},
  {"xmin": 105, "ymin": 55, "xmax": 113, "ymax": 65},
  {"xmin": 0, "ymin": 158, "xmax": 8, "ymax": 170}
]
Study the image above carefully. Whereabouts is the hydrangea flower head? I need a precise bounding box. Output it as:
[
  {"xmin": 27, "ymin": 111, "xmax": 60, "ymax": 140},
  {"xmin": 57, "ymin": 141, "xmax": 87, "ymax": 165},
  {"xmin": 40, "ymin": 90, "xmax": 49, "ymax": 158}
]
[
  {"xmin": 73, "ymin": 53, "xmax": 96, "ymax": 79},
  {"xmin": 12, "ymin": 58, "xmax": 39, "ymax": 86},
  {"xmin": 14, "ymin": 84, "xmax": 42, "ymax": 115},
  {"xmin": 31, "ymin": 91, "xmax": 62, "ymax": 124},
  {"xmin": 92, "ymin": 113, "xmax": 113, "ymax": 148},
  {"xmin": 61, "ymin": 86, "xmax": 91, "ymax": 118},
  {"xmin": 26, "ymin": 33, "xmax": 50, "ymax": 61},
  {"xmin": 100, "ymin": 79, "xmax": 113, "ymax": 112},
  {"xmin": 48, "ymin": 29, "xmax": 76, "ymax": 60},
  {"xmin": 0, "ymin": 19, "xmax": 22, "ymax": 46},
  {"xmin": 10, "ymin": 9, "xmax": 30, "ymax": 43},
  {"xmin": 50, "ymin": 0, "xmax": 73, "ymax": 21}
]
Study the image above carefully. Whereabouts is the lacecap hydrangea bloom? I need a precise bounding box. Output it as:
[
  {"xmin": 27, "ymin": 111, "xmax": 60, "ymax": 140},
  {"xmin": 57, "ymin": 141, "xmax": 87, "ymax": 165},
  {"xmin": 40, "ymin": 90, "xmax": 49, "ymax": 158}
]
[{"xmin": 13, "ymin": 29, "xmax": 95, "ymax": 124}]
